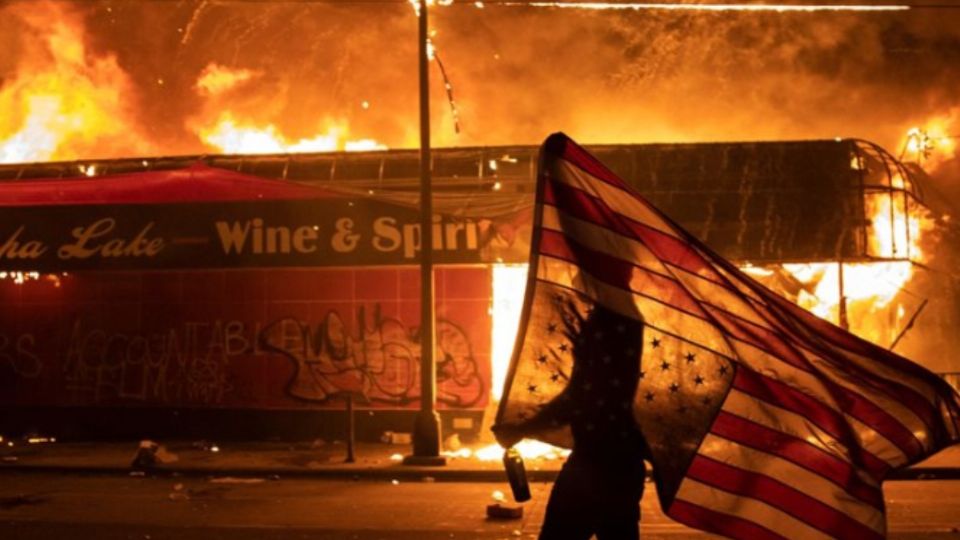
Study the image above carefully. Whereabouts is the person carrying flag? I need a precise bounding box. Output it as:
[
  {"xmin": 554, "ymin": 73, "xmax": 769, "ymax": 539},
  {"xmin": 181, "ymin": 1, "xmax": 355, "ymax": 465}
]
[
  {"xmin": 494, "ymin": 132, "xmax": 960, "ymax": 540},
  {"xmin": 495, "ymin": 300, "xmax": 649, "ymax": 540}
]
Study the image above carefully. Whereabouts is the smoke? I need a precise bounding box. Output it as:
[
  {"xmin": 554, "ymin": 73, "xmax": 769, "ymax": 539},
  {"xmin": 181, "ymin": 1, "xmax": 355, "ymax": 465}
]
[
  {"xmin": 435, "ymin": 7, "xmax": 960, "ymax": 149},
  {"xmin": 2, "ymin": 1, "xmax": 960, "ymax": 160},
  {"xmin": 0, "ymin": 1, "xmax": 154, "ymax": 162}
]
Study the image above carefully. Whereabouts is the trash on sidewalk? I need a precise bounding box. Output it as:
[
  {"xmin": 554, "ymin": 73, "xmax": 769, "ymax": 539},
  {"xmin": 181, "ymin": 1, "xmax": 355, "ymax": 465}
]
[
  {"xmin": 192, "ymin": 440, "xmax": 220, "ymax": 453},
  {"xmin": 442, "ymin": 434, "xmax": 474, "ymax": 459},
  {"xmin": 208, "ymin": 477, "xmax": 266, "ymax": 484},
  {"xmin": 167, "ymin": 482, "xmax": 190, "ymax": 501},
  {"xmin": 26, "ymin": 436, "xmax": 56, "ymax": 445},
  {"xmin": 486, "ymin": 503, "xmax": 524, "ymax": 520},
  {"xmin": 168, "ymin": 490, "xmax": 190, "ymax": 500},
  {"xmin": 131, "ymin": 440, "xmax": 178, "ymax": 470},
  {"xmin": 445, "ymin": 434, "xmax": 462, "ymax": 451},
  {"xmin": 380, "ymin": 431, "xmax": 411, "ymax": 445}
]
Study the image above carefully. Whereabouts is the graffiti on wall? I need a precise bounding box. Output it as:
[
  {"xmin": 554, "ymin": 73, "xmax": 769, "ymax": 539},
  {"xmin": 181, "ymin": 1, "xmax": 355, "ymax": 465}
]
[
  {"xmin": 0, "ymin": 332, "xmax": 41, "ymax": 379},
  {"xmin": 261, "ymin": 305, "xmax": 485, "ymax": 407},
  {"xmin": 4, "ymin": 304, "xmax": 485, "ymax": 409},
  {"xmin": 61, "ymin": 319, "xmax": 252, "ymax": 405}
]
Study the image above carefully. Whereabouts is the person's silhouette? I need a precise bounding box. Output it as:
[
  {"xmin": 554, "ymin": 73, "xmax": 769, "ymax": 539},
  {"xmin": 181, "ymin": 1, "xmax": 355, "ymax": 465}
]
[{"xmin": 496, "ymin": 302, "xmax": 648, "ymax": 540}]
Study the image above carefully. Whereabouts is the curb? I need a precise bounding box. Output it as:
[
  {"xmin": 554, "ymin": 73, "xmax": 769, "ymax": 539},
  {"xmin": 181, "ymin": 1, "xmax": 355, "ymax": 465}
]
[
  {"xmin": 0, "ymin": 463, "xmax": 560, "ymax": 482},
  {"xmin": 4, "ymin": 462, "xmax": 960, "ymax": 481},
  {"xmin": 888, "ymin": 467, "xmax": 960, "ymax": 480}
]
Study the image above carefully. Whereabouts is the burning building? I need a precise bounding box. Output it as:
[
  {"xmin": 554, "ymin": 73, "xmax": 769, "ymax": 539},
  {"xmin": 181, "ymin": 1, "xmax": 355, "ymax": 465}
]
[
  {"xmin": 2, "ymin": 0, "xmax": 960, "ymax": 445},
  {"xmin": 0, "ymin": 138, "xmax": 954, "ymax": 442}
]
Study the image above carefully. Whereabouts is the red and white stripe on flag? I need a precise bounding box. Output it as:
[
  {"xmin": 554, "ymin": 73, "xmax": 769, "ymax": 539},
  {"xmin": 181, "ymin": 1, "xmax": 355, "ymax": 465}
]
[{"xmin": 495, "ymin": 132, "xmax": 960, "ymax": 539}]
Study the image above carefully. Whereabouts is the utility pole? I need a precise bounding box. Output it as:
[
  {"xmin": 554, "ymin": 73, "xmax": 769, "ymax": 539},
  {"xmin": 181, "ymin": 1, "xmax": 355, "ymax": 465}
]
[{"xmin": 404, "ymin": 0, "xmax": 445, "ymax": 466}]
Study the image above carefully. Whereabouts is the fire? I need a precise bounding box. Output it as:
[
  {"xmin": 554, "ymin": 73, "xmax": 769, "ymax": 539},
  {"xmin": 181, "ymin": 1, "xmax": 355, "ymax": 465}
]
[
  {"xmin": 199, "ymin": 114, "xmax": 339, "ymax": 155},
  {"xmin": 197, "ymin": 114, "xmax": 387, "ymax": 155},
  {"xmin": 0, "ymin": 4, "xmax": 151, "ymax": 164},
  {"xmin": 475, "ymin": 264, "xmax": 572, "ymax": 461},
  {"xmin": 409, "ymin": 0, "xmax": 455, "ymax": 17},
  {"xmin": 190, "ymin": 63, "xmax": 386, "ymax": 155},
  {"xmin": 0, "ymin": 272, "xmax": 63, "ymax": 287},
  {"xmin": 451, "ymin": 440, "xmax": 571, "ymax": 462},
  {"xmin": 500, "ymin": 2, "xmax": 909, "ymax": 12},
  {"xmin": 491, "ymin": 264, "xmax": 529, "ymax": 401},
  {"xmin": 781, "ymin": 262, "xmax": 912, "ymax": 323},
  {"xmin": 195, "ymin": 64, "xmax": 260, "ymax": 97},
  {"xmin": 899, "ymin": 111, "xmax": 959, "ymax": 171},
  {"xmin": 776, "ymin": 175, "xmax": 933, "ymax": 344}
]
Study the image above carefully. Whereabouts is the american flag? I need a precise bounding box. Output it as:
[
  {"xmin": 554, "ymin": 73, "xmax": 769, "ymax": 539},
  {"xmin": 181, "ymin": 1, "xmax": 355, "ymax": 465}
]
[{"xmin": 495, "ymin": 133, "xmax": 960, "ymax": 539}]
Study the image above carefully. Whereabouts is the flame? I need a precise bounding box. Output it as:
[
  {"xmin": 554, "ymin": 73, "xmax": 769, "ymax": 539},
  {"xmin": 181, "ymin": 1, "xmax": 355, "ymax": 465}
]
[
  {"xmin": 199, "ymin": 114, "xmax": 340, "ymax": 154},
  {"xmin": 344, "ymin": 139, "xmax": 389, "ymax": 152},
  {"xmin": 501, "ymin": 2, "xmax": 909, "ymax": 12},
  {"xmin": 190, "ymin": 64, "xmax": 386, "ymax": 155},
  {"xmin": 198, "ymin": 114, "xmax": 387, "ymax": 154},
  {"xmin": 481, "ymin": 264, "xmax": 572, "ymax": 461},
  {"xmin": 408, "ymin": 0, "xmax": 455, "ymax": 17},
  {"xmin": 0, "ymin": 4, "xmax": 151, "ymax": 164},
  {"xmin": 471, "ymin": 439, "xmax": 571, "ymax": 462},
  {"xmin": 781, "ymin": 262, "xmax": 912, "ymax": 322},
  {"xmin": 866, "ymin": 189, "xmax": 926, "ymax": 261},
  {"xmin": 776, "ymin": 183, "xmax": 933, "ymax": 343},
  {"xmin": 899, "ymin": 111, "xmax": 959, "ymax": 171},
  {"xmin": 195, "ymin": 63, "xmax": 259, "ymax": 97},
  {"xmin": 491, "ymin": 264, "xmax": 529, "ymax": 401}
]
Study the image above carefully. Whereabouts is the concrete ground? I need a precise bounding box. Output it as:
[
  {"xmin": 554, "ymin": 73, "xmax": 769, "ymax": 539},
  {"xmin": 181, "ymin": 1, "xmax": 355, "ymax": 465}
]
[
  {"xmin": 3, "ymin": 438, "xmax": 960, "ymax": 480},
  {"xmin": 3, "ymin": 439, "xmax": 960, "ymax": 538},
  {"xmin": 1, "ymin": 473, "xmax": 960, "ymax": 539}
]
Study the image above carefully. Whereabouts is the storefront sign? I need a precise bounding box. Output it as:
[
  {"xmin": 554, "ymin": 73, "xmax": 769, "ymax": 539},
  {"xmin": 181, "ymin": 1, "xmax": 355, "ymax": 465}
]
[{"xmin": 0, "ymin": 199, "xmax": 485, "ymax": 271}]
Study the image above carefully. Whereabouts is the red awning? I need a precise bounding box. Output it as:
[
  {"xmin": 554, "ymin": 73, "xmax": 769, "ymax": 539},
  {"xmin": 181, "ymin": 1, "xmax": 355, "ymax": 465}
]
[{"xmin": 0, "ymin": 163, "xmax": 334, "ymax": 206}]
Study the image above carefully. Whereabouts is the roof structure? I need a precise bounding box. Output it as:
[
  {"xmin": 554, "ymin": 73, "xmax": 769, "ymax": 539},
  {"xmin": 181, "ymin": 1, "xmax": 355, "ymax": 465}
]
[
  {"xmin": 0, "ymin": 139, "xmax": 923, "ymax": 263},
  {"xmin": 0, "ymin": 162, "xmax": 334, "ymax": 206}
]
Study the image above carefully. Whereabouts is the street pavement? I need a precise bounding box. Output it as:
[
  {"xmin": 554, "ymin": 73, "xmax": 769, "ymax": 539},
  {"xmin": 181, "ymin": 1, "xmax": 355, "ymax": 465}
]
[
  {"xmin": 2, "ymin": 473, "xmax": 960, "ymax": 538},
  {"xmin": 3, "ymin": 439, "xmax": 960, "ymax": 538},
  {"xmin": 4, "ymin": 438, "xmax": 960, "ymax": 480},
  {"xmin": 0, "ymin": 439, "xmax": 564, "ymax": 481}
]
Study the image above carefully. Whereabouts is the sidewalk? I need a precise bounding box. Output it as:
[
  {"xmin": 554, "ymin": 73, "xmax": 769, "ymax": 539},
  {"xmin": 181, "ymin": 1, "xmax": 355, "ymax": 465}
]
[
  {"xmin": 2, "ymin": 437, "xmax": 960, "ymax": 481},
  {"xmin": 0, "ymin": 438, "xmax": 563, "ymax": 481}
]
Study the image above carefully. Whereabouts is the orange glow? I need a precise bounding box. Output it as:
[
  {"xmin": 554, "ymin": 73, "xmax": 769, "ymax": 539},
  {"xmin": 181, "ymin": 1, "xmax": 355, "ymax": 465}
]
[
  {"xmin": 900, "ymin": 112, "xmax": 959, "ymax": 171},
  {"xmin": 483, "ymin": 264, "xmax": 570, "ymax": 461},
  {"xmin": 197, "ymin": 114, "xmax": 387, "ymax": 154},
  {"xmin": 507, "ymin": 2, "xmax": 908, "ymax": 12},
  {"xmin": 470, "ymin": 439, "xmax": 571, "ymax": 462},
  {"xmin": 190, "ymin": 63, "xmax": 386, "ymax": 155},
  {"xmin": 0, "ymin": 271, "xmax": 64, "ymax": 287},
  {"xmin": 194, "ymin": 63, "xmax": 259, "ymax": 97},
  {"xmin": 0, "ymin": 5, "xmax": 151, "ymax": 164},
  {"xmin": 775, "ymin": 183, "xmax": 932, "ymax": 344},
  {"xmin": 491, "ymin": 264, "xmax": 529, "ymax": 401}
]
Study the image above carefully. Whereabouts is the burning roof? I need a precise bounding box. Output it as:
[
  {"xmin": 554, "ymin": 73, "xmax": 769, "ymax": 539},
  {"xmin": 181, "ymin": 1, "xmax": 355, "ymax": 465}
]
[{"xmin": 0, "ymin": 138, "xmax": 926, "ymax": 266}]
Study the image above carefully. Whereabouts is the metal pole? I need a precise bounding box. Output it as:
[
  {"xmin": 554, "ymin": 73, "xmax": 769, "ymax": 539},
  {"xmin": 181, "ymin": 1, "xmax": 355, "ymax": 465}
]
[
  {"xmin": 345, "ymin": 394, "xmax": 355, "ymax": 463},
  {"xmin": 890, "ymin": 298, "xmax": 929, "ymax": 351},
  {"xmin": 405, "ymin": 0, "xmax": 445, "ymax": 465},
  {"xmin": 838, "ymin": 261, "xmax": 849, "ymax": 331}
]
